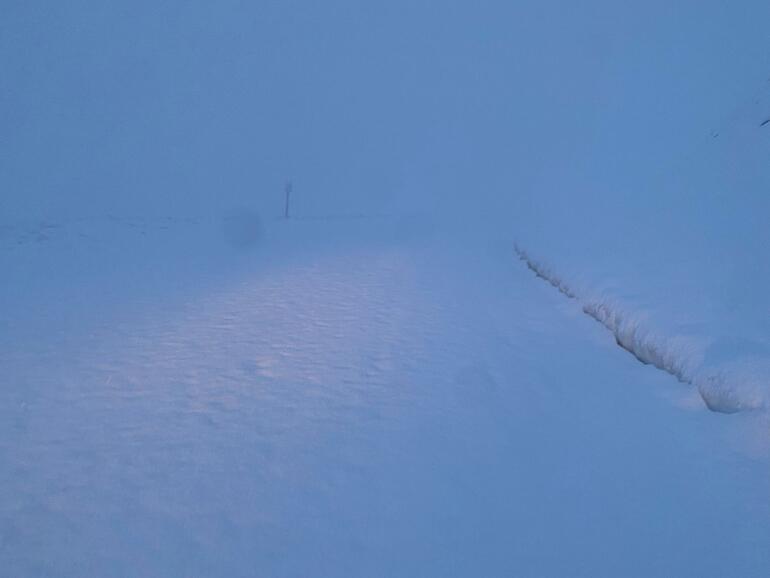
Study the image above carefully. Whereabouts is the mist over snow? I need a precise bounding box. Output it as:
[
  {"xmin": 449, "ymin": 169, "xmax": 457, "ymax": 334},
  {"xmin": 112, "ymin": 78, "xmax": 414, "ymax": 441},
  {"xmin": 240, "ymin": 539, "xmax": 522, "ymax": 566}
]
[{"xmin": 3, "ymin": 1, "xmax": 770, "ymax": 576}]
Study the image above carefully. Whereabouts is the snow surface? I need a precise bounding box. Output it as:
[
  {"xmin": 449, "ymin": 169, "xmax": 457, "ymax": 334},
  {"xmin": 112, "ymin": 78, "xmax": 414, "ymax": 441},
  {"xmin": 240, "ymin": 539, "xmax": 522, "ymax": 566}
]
[
  {"xmin": 3, "ymin": 216, "xmax": 770, "ymax": 576},
  {"xmin": 4, "ymin": 1, "xmax": 770, "ymax": 576}
]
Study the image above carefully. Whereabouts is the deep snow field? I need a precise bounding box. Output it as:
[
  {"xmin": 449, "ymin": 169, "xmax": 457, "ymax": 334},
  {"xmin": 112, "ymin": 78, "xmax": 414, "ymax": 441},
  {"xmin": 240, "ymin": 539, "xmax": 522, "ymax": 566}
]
[{"xmin": 3, "ymin": 213, "xmax": 770, "ymax": 577}]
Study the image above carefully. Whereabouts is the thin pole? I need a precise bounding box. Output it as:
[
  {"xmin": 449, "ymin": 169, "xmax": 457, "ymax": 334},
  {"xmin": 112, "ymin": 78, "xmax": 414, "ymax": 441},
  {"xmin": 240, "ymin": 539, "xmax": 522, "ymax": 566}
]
[{"xmin": 284, "ymin": 181, "xmax": 292, "ymax": 219}]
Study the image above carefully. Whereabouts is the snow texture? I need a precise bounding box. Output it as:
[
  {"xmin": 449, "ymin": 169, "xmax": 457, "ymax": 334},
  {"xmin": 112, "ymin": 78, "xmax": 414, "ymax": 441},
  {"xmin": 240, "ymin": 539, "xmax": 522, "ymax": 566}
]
[{"xmin": 3, "ymin": 1, "xmax": 770, "ymax": 576}]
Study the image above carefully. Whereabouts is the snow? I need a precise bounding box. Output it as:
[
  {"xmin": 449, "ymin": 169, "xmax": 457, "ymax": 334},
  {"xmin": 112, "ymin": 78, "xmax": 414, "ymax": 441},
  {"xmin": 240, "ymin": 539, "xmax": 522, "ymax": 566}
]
[
  {"xmin": 4, "ymin": 1, "xmax": 770, "ymax": 575},
  {"xmin": 3, "ymin": 216, "xmax": 770, "ymax": 576},
  {"xmin": 512, "ymin": 80, "xmax": 770, "ymax": 415}
]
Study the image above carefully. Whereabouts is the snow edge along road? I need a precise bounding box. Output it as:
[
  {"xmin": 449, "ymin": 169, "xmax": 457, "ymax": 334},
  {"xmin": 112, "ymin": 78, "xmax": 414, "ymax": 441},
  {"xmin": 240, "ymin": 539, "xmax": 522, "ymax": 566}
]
[{"xmin": 513, "ymin": 244, "xmax": 764, "ymax": 415}]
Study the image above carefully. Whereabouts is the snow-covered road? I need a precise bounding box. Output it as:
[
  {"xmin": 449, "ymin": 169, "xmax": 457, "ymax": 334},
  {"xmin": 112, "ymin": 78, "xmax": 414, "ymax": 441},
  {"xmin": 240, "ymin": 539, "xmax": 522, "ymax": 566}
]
[{"xmin": 2, "ymin": 217, "xmax": 770, "ymax": 576}]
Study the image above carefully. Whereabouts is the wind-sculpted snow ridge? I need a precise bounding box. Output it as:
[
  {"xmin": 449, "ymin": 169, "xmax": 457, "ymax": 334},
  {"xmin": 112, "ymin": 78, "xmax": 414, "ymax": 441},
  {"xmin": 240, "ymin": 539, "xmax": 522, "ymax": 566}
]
[{"xmin": 514, "ymin": 244, "xmax": 765, "ymax": 414}]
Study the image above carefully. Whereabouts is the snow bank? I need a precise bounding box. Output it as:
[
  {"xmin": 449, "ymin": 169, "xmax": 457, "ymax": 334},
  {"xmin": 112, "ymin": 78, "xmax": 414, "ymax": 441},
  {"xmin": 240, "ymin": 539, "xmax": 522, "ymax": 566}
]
[{"xmin": 514, "ymin": 244, "xmax": 766, "ymax": 414}]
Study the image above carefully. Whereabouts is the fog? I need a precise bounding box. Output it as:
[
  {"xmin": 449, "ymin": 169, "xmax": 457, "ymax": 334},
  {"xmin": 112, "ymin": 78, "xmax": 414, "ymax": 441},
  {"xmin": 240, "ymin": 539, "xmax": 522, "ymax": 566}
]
[
  {"xmin": 4, "ymin": 0, "xmax": 767, "ymax": 224},
  {"xmin": 4, "ymin": 3, "xmax": 770, "ymax": 576}
]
